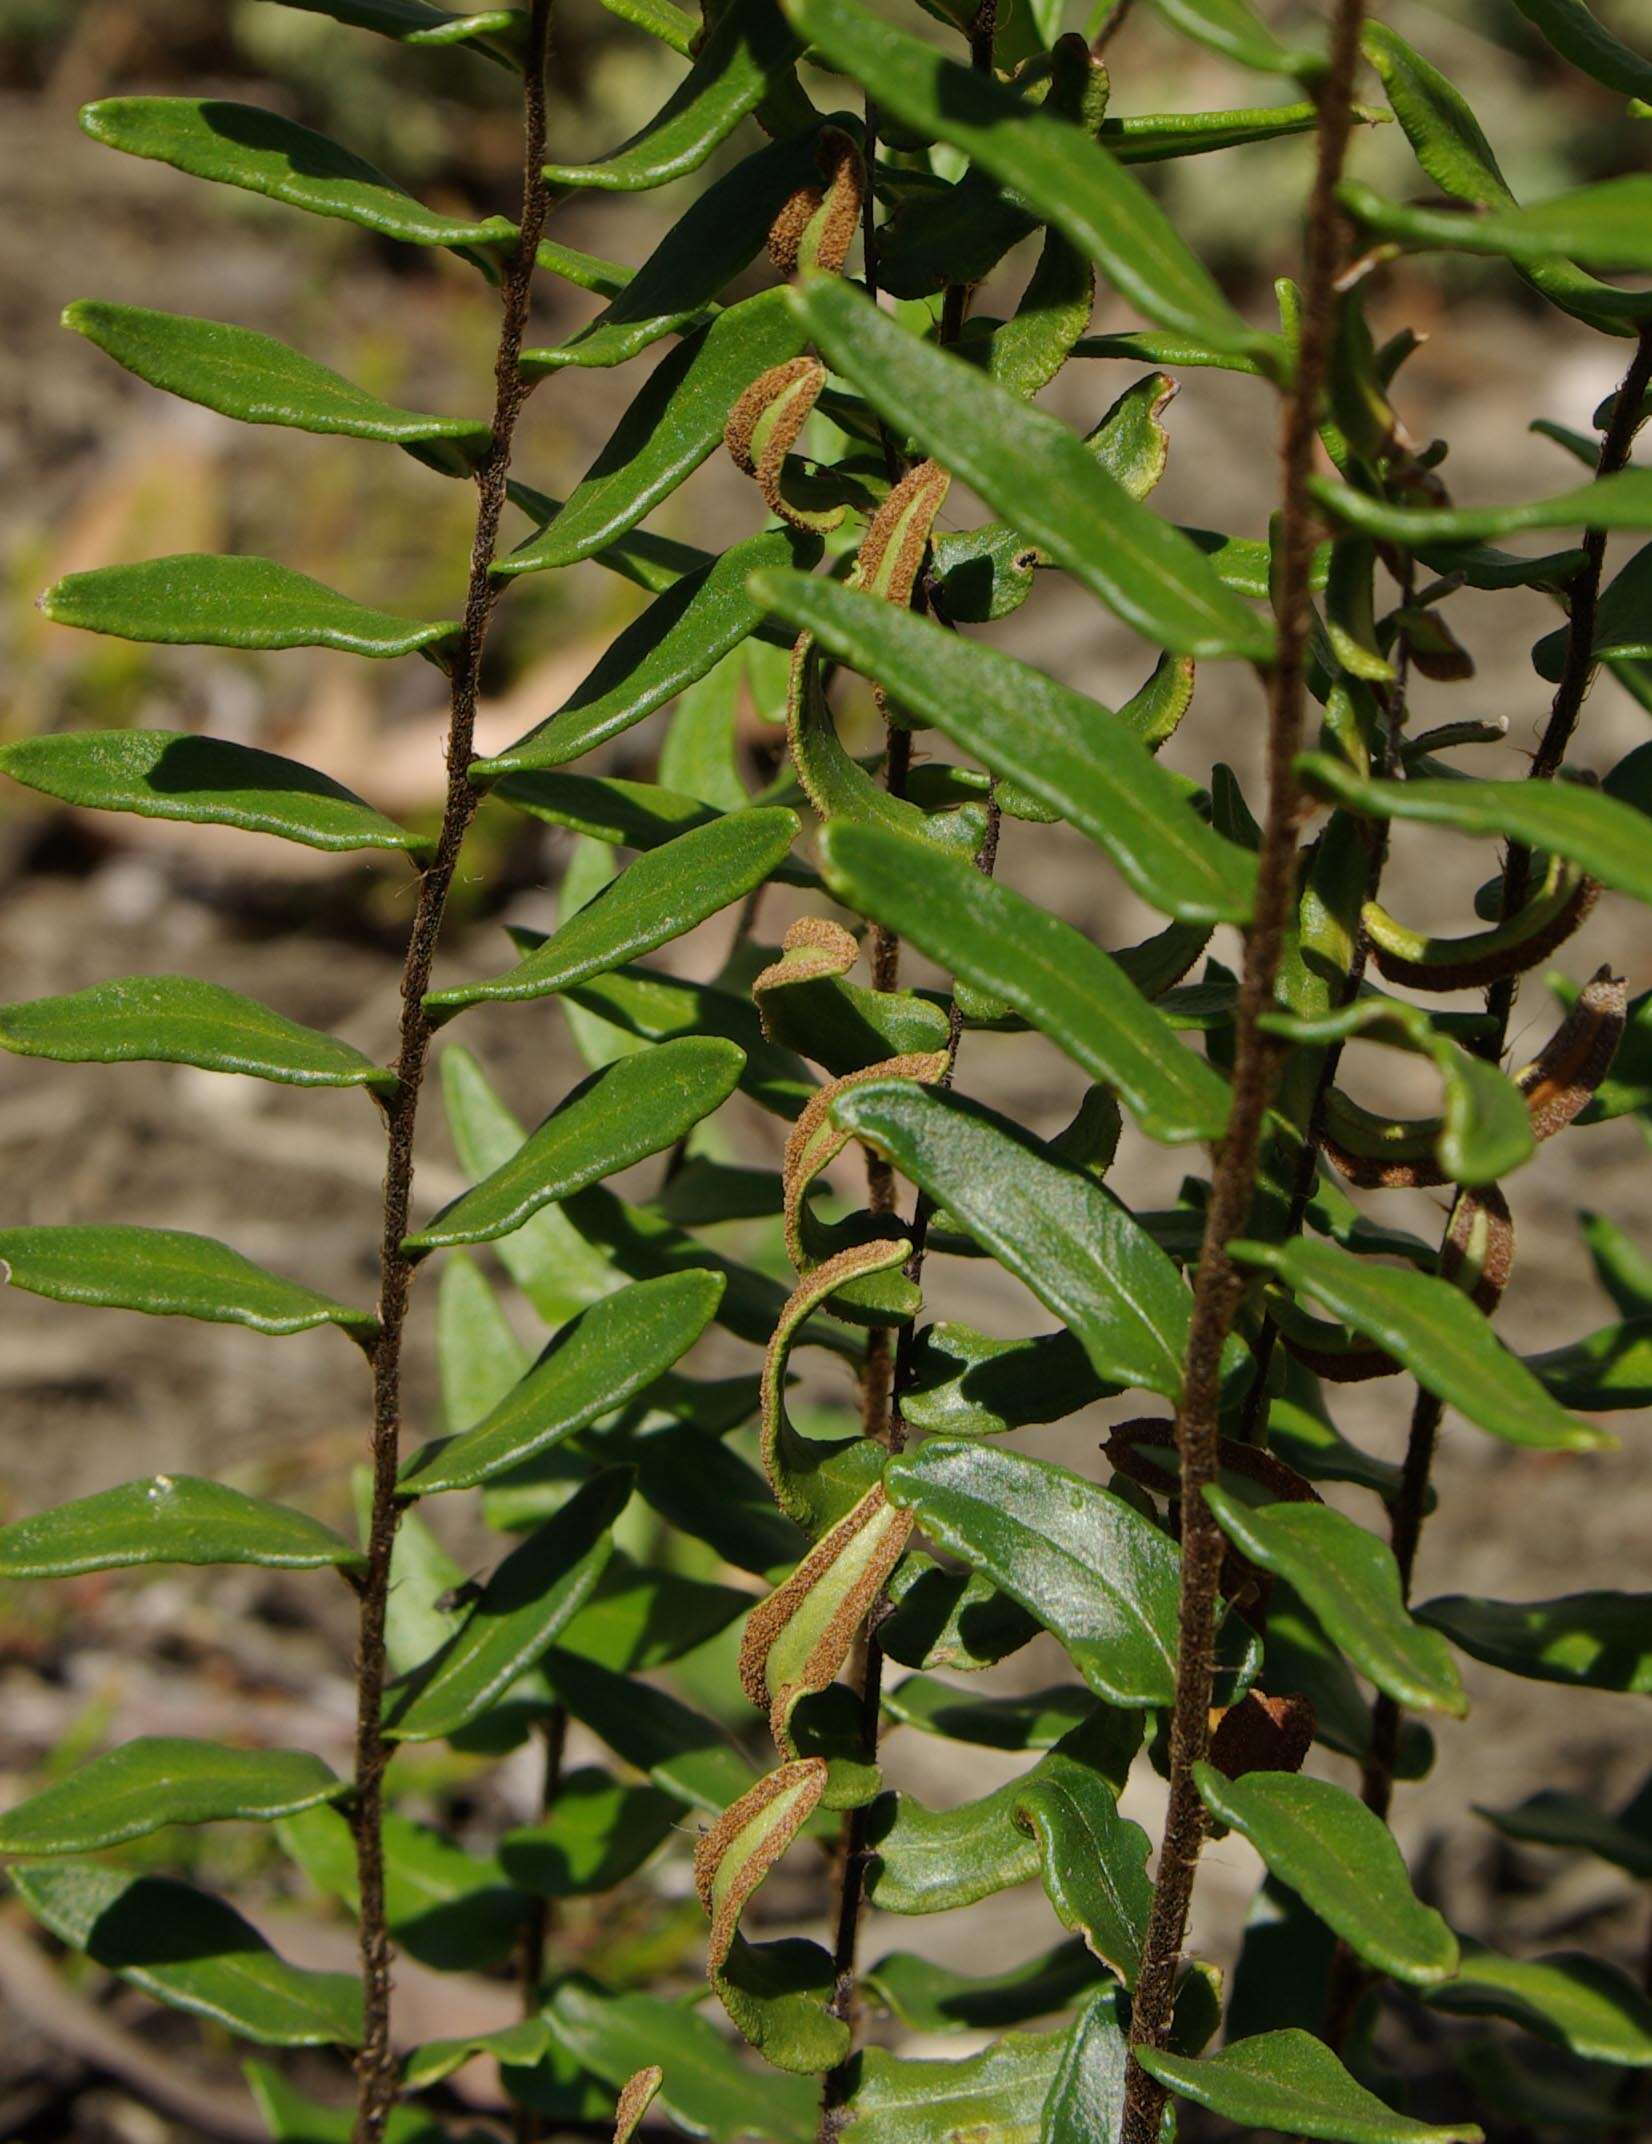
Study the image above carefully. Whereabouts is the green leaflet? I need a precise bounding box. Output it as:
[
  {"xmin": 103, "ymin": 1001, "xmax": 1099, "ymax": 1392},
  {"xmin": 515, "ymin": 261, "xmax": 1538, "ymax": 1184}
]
[
  {"xmin": 1361, "ymin": 21, "xmax": 1652, "ymax": 337},
  {"xmin": 1428, "ymin": 1945, "xmax": 1652, "ymax": 2066},
  {"xmin": 887, "ymin": 1438, "xmax": 1255, "ymax": 1708},
  {"xmin": 831, "ymin": 1081, "xmax": 1228, "ymax": 1400},
  {"xmin": 523, "ymin": 128, "xmax": 824, "ymax": 369},
  {"xmin": 597, "ymin": 0, "xmax": 697, "ymax": 52},
  {"xmin": 556, "ymin": 1550, "xmax": 755, "ymax": 1671},
  {"xmin": 901, "ymin": 1324, "xmax": 1115, "ymax": 1438},
  {"xmin": 425, "ymin": 807, "xmax": 799, "ymax": 1017},
  {"xmin": 557, "ymin": 1182, "xmax": 860, "ymax": 1358},
  {"xmin": 563, "ymin": 965, "xmax": 814, "ymax": 1118},
  {"xmin": 403, "ymin": 2019, "xmax": 555, "ymax": 2091},
  {"xmin": 40, "ymin": 553, "xmax": 458, "ymax": 657},
  {"xmin": 866, "ymin": 1940, "xmax": 1109, "ymax": 2036},
  {"xmin": 269, "ymin": 0, "xmax": 524, "ymax": 59},
  {"xmin": 439, "ymin": 1257, "xmax": 557, "ymax": 1431},
  {"xmin": 882, "ymin": 1675, "xmax": 1096, "ymax": 1752},
  {"xmin": 1232, "ymin": 1237, "xmax": 1608, "ymax": 1453},
  {"xmin": 1521, "ymin": 1318, "xmax": 1652, "ymax": 1410},
  {"xmin": 277, "ymin": 1804, "xmax": 522, "ymax": 1973},
  {"xmin": 778, "ymin": 588, "xmax": 1256, "ymax": 931},
  {"xmin": 1013, "ymin": 1762, "xmax": 1153, "ymax": 1985},
  {"xmin": 1312, "ymin": 467, "xmax": 1652, "ymax": 546},
  {"xmin": 249, "ymin": 2063, "xmax": 455, "ymax": 2142},
  {"xmin": 817, "ymin": 823, "xmax": 1230, "ymax": 1144},
  {"xmin": 627, "ymin": 1421, "xmax": 806, "ymax": 1580},
  {"xmin": 11, "ymin": 1862, "xmax": 363, "ymax": 2047},
  {"xmin": 544, "ymin": 1981, "xmax": 816, "ymax": 2144},
  {"xmin": 0, "ymin": 976, "xmax": 393, "ymax": 1090},
  {"xmin": 441, "ymin": 1046, "xmax": 620, "ymax": 1327},
  {"xmin": 0, "ymin": 1739, "xmax": 340, "ymax": 1856},
  {"xmin": 879, "ymin": 1555, "xmax": 1043, "ymax": 1676},
  {"xmin": 500, "ymin": 1766, "xmax": 677, "ymax": 1895},
  {"xmin": 1477, "ymin": 1785, "xmax": 1652, "ymax": 1882},
  {"xmin": 788, "ymin": 276, "xmax": 1274, "ymax": 661},
  {"xmin": 787, "ymin": 636, "xmax": 987, "ymax": 861},
  {"xmin": 1038, "ymin": 1988, "xmax": 1131, "ymax": 2144},
  {"xmin": 385, "ymin": 1472, "xmax": 629, "ymax": 1740},
  {"xmin": 1138, "ymin": 0, "xmax": 1323, "ymax": 78},
  {"xmin": 64, "ymin": 302, "xmax": 490, "ymax": 459},
  {"xmin": 1194, "ymin": 1766, "xmax": 1458, "ymax": 1986},
  {"xmin": 1103, "ymin": 100, "xmax": 1349, "ymax": 160},
  {"xmin": 1299, "ymin": 752, "xmax": 1652, "ymax": 910},
  {"xmin": 0, "ymin": 731, "xmax": 426, "ymax": 858},
  {"xmin": 400, "ymin": 1271, "xmax": 724, "ymax": 1494},
  {"xmin": 0, "ymin": 1224, "xmax": 376, "ymax": 1342},
  {"xmin": 1138, "ymin": 2030, "xmax": 1483, "ymax": 2143},
  {"xmin": 539, "ymin": 1650, "xmax": 757, "ymax": 1813},
  {"xmin": 1341, "ymin": 175, "xmax": 1652, "ymax": 275},
  {"xmin": 508, "ymin": 482, "xmax": 713, "ymax": 592},
  {"xmin": 1205, "ymin": 1487, "xmax": 1467, "ymax": 1717},
  {"xmin": 79, "ymin": 97, "xmax": 517, "ymax": 250},
  {"xmin": 1418, "ymin": 1590, "xmax": 1652, "ymax": 1694},
  {"xmin": 1263, "ymin": 1000, "xmax": 1532, "ymax": 1188},
  {"xmin": 864, "ymin": 1710, "xmax": 1140, "ymax": 1918},
  {"xmin": 838, "ymin": 2027, "xmax": 1071, "ymax": 2144},
  {"xmin": 543, "ymin": 0, "xmax": 802, "ymax": 191},
  {"xmin": 1506, "ymin": 0, "xmax": 1652, "ymax": 102},
  {"xmin": 405, "ymin": 1043, "xmax": 743, "ymax": 1253},
  {"xmin": 987, "ymin": 230, "xmax": 1094, "ymax": 402},
  {"xmin": 476, "ymin": 531, "xmax": 817, "ymax": 775},
  {"xmin": 505, "ymin": 293, "xmax": 807, "ymax": 568},
  {"xmin": 0, "ymin": 1474, "xmax": 364, "ymax": 1579},
  {"xmin": 789, "ymin": 0, "xmax": 1276, "ymax": 367},
  {"xmin": 489, "ymin": 771, "xmax": 818, "ymax": 888}
]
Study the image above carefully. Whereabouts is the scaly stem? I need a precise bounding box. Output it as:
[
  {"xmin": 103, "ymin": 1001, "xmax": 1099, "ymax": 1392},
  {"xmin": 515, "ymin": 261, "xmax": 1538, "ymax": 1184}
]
[
  {"xmin": 349, "ymin": 13, "xmax": 553, "ymax": 2135},
  {"xmin": 1350, "ymin": 318, "xmax": 1652, "ymax": 1856},
  {"xmin": 1120, "ymin": 8, "xmax": 1367, "ymax": 2135}
]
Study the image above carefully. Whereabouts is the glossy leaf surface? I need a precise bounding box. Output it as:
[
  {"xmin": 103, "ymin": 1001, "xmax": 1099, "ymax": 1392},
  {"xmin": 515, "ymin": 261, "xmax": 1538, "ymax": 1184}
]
[
  {"xmin": 0, "ymin": 731, "xmax": 426, "ymax": 857},
  {"xmin": 0, "ymin": 1739, "xmax": 340, "ymax": 1856},
  {"xmin": 1234, "ymin": 1237, "xmax": 1606, "ymax": 1451},
  {"xmin": 402, "ymin": 1271, "xmax": 723, "ymax": 1493},
  {"xmin": 81, "ymin": 97, "xmax": 516, "ymax": 249},
  {"xmin": 1206, "ymin": 1487, "xmax": 1467, "ymax": 1715},
  {"xmin": 833, "ymin": 1081, "xmax": 1218, "ymax": 1400},
  {"xmin": 543, "ymin": 0, "xmax": 801, "ymax": 191},
  {"xmin": 1139, "ymin": 2030, "xmax": 1483, "ymax": 2142},
  {"xmin": 778, "ymin": 586, "xmax": 1258, "ymax": 927},
  {"xmin": 0, "ymin": 1224, "xmax": 375, "ymax": 1340},
  {"xmin": 1418, "ymin": 1590, "xmax": 1652, "ymax": 1694},
  {"xmin": 11, "ymin": 1863, "xmax": 362, "ymax": 2047},
  {"xmin": 426, "ymin": 808, "xmax": 798, "ymax": 1015},
  {"xmin": 1299, "ymin": 753, "xmax": 1652, "ymax": 909},
  {"xmin": 0, "ymin": 1475, "xmax": 364, "ymax": 1578},
  {"xmin": 790, "ymin": 0, "xmax": 1278, "ymax": 364},
  {"xmin": 1429, "ymin": 1945, "xmax": 1652, "ymax": 2065},
  {"xmin": 788, "ymin": 275, "xmax": 1274, "ymax": 661},
  {"xmin": 406, "ymin": 1043, "xmax": 741, "ymax": 1252},
  {"xmin": 0, "ymin": 976, "xmax": 393, "ymax": 1090},
  {"xmin": 1195, "ymin": 1765, "xmax": 1459, "ymax": 1985},
  {"xmin": 65, "ymin": 302, "xmax": 489, "ymax": 453},
  {"xmin": 887, "ymin": 1439, "xmax": 1255, "ymax": 1708},
  {"xmin": 478, "ymin": 532, "xmax": 815, "ymax": 774},
  {"xmin": 505, "ymin": 293, "xmax": 806, "ymax": 569},
  {"xmin": 386, "ymin": 1472, "xmax": 629, "ymax": 1740},
  {"xmin": 41, "ymin": 554, "xmax": 458, "ymax": 656}
]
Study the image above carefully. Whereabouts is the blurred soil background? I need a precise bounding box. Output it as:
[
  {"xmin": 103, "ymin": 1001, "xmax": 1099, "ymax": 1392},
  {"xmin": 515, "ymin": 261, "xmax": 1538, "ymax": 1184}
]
[{"xmin": 1, "ymin": 0, "xmax": 1650, "ymax": 2136}]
